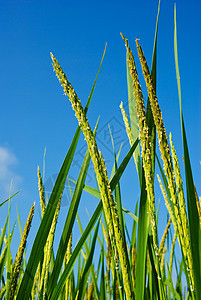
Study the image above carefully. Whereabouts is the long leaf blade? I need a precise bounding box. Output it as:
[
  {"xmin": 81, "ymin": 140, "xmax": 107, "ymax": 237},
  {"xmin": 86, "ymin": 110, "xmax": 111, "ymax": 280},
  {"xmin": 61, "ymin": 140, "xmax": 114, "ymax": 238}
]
[
  {"xmin": 48, "ymin": 120, "xmax": 99, "ymax": 296},
  {"xmin": 174, "ymin": 5, "xmax": 201, "ymax": 297},
  {"xmin": 76, "ymin": 220, "xmax": 100, "ymax": 300}
]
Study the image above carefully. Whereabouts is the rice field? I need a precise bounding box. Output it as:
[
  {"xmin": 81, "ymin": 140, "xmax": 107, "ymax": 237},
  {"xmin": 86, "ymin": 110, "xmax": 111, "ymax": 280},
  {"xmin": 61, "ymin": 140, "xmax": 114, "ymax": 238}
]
[{"xmin": 0, "ymin": 2, "xmax": 200, "ymax": 299}]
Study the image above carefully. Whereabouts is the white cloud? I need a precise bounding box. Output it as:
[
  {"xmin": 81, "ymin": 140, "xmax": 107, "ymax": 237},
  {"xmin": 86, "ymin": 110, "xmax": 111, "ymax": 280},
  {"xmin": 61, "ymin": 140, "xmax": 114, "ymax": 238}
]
[{"xmin": 0, "ymin": 146, "xmax": 22, "ymax": 196}]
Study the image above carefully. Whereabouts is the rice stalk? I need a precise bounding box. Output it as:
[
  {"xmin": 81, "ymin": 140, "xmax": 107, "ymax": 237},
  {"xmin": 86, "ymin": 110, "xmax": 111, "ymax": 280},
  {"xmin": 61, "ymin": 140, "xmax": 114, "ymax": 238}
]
[
  {"xmin": 37, "ymin": 166, "xmax": 46, "ymax": 218},
  {"xmin": 157, "ymin": 174, "xmax": 177, "ymax": 231},
  {"xmin": 169, "ymin": 133, "xmax": 193, "ymax": 284},
  {"xmin": 120, "ymin": 33, "xmax": 158, "ymax": 254},
  {"xmin": 85, "ymin": 280, "xmax": 94, "ymax": 300},
  {"xmin": 136, "ymin": 39, "xmax": 176, "ymax": 205},
  {"xmin": 39, "ymin": 197, "xmax": 61, "ymax": 299},
  {"xmin": 106, "ymin": 231, "xmax": 112, "ymax": 300},
  {"xmin": 31, "ymin": 167, "xmax": 47, "ymax": 299},
  {"xmin": 169, "ymin": 232, "xmax": 177, "ymax": 275},
  {"xmin": 158, "ymin": 217, "xmax": 171, "ymax": 261},
  {"xmin": 99, "ymin": 218, "xmax": 111, "ymax": 298},
  {"xmin": 7, "ymin": 202, "xmax": 35, "ymax": 299},
  {"xmin": 50, "ymin": 53, "xmax": 133, "ymax": 299},
  {"xmin": 0, "ymin": 241, "xmax": 8, "ymax": 270},
  {"xmin": 131, "ymin": 243, "xmax": 136, "ymax": 294},
  {"xmin": 64, "ymin": 232, "xmax": 72, "ymax": 299},
  {"xmin": 99, "ymin": 218, "xmax": 107, "ymax": 243},
  {"xmin": 160, "ymin": 246, "xmax": 166, "ymax": 279},
  {"xmin": 119, "ymin": 101, "xmax": 134, "ymax": 147},
  {"xmin": 136, "ymin": 39, "xmax": 194, "ymax": 290}
]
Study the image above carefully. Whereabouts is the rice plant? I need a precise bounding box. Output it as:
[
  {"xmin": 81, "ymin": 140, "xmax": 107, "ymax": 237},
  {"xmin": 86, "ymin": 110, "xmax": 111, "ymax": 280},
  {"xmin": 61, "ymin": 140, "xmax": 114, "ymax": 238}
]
[{"xmin": 0, "ymin": 2, "xmax": 200, "ymax": 299}]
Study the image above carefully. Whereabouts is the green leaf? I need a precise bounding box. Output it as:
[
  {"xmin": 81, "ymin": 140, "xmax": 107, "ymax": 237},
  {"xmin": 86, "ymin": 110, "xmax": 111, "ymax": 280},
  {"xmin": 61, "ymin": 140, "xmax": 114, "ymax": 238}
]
[
  {"xmin": 100, "ymin": 247, "xmax": 106, "ymax": 300},
  {"xmin": 51, "ymin": 220, "xmax": 100, "ymax": 300},
  {"xmin": 174, "ymin": 5, "xmax": 201, "ymax": 298},
  {"xmin": 77, "ymin": 220, "xmax": 100, "ymax": 300},
  {"xmin": 76, "ymin": 212, "xmax": 100, "ymax": 300},
  {"xmin": 0, "ymin": 190, "xmax": 21, "ymax": 208},
  {"xmin": 6, "ymin": 192, "xmax": 12, "ymax": 299},
  {"xmin": 135, "ymin": 169, "xmax": 149, "ymax": 300},
  {"xmin": 0, "ymin": 244, "xmax": 8, "ymax": 284},
  {"xmin": 48, "ymin": 119, "xmax": 99, "ymax": 296},
  {"xmin": 130, "ymin": 201, "xmax": 138, "ymax": 259},
  {"xmin": 165, "ymin": 263, "xmax": 181, "ymax": 300},
  {"xmin": 0, "ymin": 212, "xmax": 9, "ymax": 255}
]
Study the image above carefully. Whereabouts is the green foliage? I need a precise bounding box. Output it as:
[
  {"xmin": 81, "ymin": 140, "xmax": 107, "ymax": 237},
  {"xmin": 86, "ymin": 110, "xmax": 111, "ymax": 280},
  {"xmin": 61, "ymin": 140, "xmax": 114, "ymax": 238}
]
[{"xmin": 0, "ymin": 2, "xmax": 200, "ymax": 299}]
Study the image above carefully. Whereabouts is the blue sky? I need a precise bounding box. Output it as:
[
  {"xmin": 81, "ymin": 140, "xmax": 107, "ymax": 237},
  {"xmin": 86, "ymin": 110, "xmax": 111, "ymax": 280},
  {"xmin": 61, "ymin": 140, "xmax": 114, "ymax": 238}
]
[{"xmin": 0, "ymin": 0, "xmax": 201, "ymax": 257}]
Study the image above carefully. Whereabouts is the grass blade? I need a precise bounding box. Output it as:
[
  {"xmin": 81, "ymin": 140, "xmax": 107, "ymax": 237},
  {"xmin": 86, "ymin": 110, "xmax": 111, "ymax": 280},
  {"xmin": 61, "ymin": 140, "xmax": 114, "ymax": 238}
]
[
  {"xmin": 76, "ymin": 220, "xmax": 100, "ymax": 300},
  {"xmin": 0, "ymin": 213, "xmax": 9, "ymax": 255},
  {"xmin": 100, "ymin": 247, "xmax": 106, "ymax": 300},
  {"xmin": 6, "ymin": 189, "xmax": 12, "ymax": 299},
  {"xmin": 135, "ymin": 169, "xmax": 149, "ymax": 300},
  {"xmin": 76, "ymin": 212, "xmax": 100, "ymax": 300},
  {"xmin": 0, "ymin": 190, "xmax": 21, "ymax": 208},
  {"xmin": 174, "ymin": 5, "xmax": 201, "ymax": 297},
  {"xmin": 50, "ymin": 220, "xmax": 100, "ymax": 300},
  {"xmin": 48, "ymin": 120, "xmax": 99, "ymax": 296}
]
